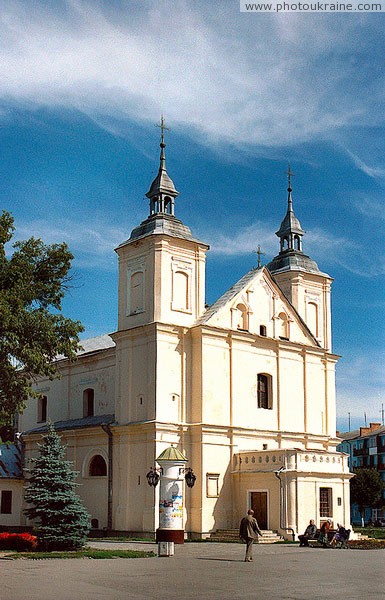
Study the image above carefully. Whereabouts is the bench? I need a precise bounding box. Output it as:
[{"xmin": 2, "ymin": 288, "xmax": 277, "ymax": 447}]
[{"xmin": 307, "ymin": 529, "xmax": 350, "ymax": 548}]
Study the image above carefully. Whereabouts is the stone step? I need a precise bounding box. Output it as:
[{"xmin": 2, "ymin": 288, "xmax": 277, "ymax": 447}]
[{"xmin": 210, "ymin": 529, "xmax": 284, "ymax": 544}]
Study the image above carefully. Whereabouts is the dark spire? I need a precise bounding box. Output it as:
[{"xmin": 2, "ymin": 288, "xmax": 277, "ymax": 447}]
[
  {"xmin": 276, "ymin": 163, "xmax": 305, "ymax": 253},
  {"xmin": 266, "ymin": 164, "xmax": 321, "ymax": 275},
  {"xmin": 146, "ymin": 115, "xmax": 179, "ymax": 216}
]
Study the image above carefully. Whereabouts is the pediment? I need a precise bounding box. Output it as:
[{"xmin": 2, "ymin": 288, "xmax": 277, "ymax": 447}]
[{"xmin": 197, "ymin": 267, "xmax": 318, "ymax": 346}]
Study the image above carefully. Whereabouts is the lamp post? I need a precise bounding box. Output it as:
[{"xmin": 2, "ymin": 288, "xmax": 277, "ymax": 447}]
[
  {"xmin": 274, "ymin": 466, "xmax": 295, "ymax": 541},
  {"xmin": 146, "ymin": 446, "xmax": 196, "ymax": 545}
]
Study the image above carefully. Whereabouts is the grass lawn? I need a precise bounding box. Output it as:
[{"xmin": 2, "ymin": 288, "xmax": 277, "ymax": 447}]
[
  {"xmin": 4, "ymin": 548, "xmax": 156, "ymax": 560},
  {"xmin": 354, "ymin": 527, "xmax": 385, "ymax": 539}
]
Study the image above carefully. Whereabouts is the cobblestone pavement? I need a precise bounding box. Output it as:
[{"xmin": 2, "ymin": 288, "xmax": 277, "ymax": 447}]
[{"xmin": 1, "ymin": 541, "xmax": 384, "ymax": 600}]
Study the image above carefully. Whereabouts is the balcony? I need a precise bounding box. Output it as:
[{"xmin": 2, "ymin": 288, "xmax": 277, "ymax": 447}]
[{"xmin": 353, "ymin": 447, "xmax": 369, "ymax": 457}]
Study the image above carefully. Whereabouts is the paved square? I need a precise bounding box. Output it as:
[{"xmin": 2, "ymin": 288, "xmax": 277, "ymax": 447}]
[{"xmin": 1, "ymin": 541, "xmax": 384, "ymax": 600}]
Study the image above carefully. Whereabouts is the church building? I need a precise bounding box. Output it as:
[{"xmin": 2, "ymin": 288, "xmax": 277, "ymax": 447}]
[{"xmin": 1, "ymin": 122, "xmax": 353, "ymax": 539}]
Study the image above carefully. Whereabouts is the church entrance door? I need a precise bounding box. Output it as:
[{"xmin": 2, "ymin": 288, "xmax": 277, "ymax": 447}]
[{"xmin": 250, "ymin": 491, "xmax": 268, "ymax": 530}]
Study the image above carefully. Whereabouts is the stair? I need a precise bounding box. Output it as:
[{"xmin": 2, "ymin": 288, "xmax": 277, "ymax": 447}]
[{"xmin": 209, "ymin": 529, "xmax": 284, "ymax": 543}]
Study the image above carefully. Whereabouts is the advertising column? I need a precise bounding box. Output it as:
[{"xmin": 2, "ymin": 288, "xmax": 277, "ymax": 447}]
[{"xmin": 156, "ymin": 446, "xmax": 188, "ymax": 544}]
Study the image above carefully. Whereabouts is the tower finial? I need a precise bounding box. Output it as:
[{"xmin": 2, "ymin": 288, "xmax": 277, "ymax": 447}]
[
  {"xmin": 255, "ymin": 244, "xmax": 265, "ymax": 268},
  {"xmin": 146, "ymin": 116, "xmax": 179, "ymax": 215},
  {"xmin": 285, "ymin": 162, "xmax": 295, "ymax": 211},
  {"xmin": 156, "ymin": 115, "xmax": 170, "ymax": 170},
  {"xmin": 286, "ymin": 162, "xmax": 295, "ymax": 192}
]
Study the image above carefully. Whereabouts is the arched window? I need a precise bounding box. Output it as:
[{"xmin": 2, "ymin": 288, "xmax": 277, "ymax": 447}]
[
  {"xmin": 173, "ymin": 271, "xmax": 189, "ymax": 311},
  {"xmin": 257, "ymin": 374, "xmax": 272, "ymax": 409},
  {"xmin": 278, "ymin": 312, "xmax": 289, "ymax": 340},
  {"xmin": 83, "ymin": 388, "xmax": 94, "ymax": 417},
  {"xmin": 259, "ymin": 325, "xmax": 267, "ymax": 337},
  {"xmin": 294, "ymin": 235, "xmax": 301, "ymax": 251},
  {"xmin": 89, "ymin": 455, "xmax": 107, "ymax": 477},
  {"xmin": 91, "ymin": 518, "xmax": 99, "ymax": 529},
  {"xmin": 130, "ymin": 271, "xmax": 144, "ymax": 314},
  {"xmin": 164, "ymin": 196, "xmax": 173, "ymax": 214},
  {"xmin": 236, "ymin": 303, "xmax": 248, "ymax": 330},
  {"xmin": 307, "ymin": 302, "xmax": 319, "ymax": 338}
]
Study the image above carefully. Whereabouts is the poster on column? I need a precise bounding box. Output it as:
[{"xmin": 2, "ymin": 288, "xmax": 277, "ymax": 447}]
[{"xmin": 159, "ymin": 494, "xmax": 183, "ymax": 528}]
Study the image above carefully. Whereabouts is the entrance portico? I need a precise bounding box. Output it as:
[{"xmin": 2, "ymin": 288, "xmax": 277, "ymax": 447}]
[{"xmin": 233, "ymin": 448, "xmax": 353, "ymax": 539}]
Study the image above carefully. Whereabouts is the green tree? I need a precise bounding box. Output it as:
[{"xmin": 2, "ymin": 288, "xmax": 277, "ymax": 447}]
[
  {"xmin": 0, "ymin": 210, "xmax": 83, "ymax": 424},
  {"xmin": 24, "ymin": 423, "xmax": 90, "ymax": 551},
  {"xmin": 350, "ymin": 467, "xmax": 385, "ymax": 523}
]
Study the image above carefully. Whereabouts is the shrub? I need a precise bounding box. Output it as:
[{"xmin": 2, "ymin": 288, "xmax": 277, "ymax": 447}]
[{"xmin": 0, "ymin": 532, "xmax": 38, "ymax": 551}]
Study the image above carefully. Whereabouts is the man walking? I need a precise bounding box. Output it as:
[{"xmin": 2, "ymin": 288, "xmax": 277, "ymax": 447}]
[{"xmin": 239, "ymin": 509, "xmax": 263, "ymax": 562}]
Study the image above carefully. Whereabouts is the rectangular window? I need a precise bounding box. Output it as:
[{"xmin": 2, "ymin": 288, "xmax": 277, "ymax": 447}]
[
  {"xmin": 206, "ymin": 473, "xmax": 220, "ymax": 498},
  {"xmin": 1, "ymin": 490, "xmax": 12, "ymax": 514},
  {"xmin": 319, "ymin": 487, "xmax": 333, "ymax": 518},
  {"xmin": 257, "ymin": 374, "xmax": 272, "ymax": 409},
  {"xmin": 37, "ymin": 396, "xmax": 47, "ymax": 423},
  {"xmin": 83, "ymin": 388, "xmax": 95, "ymax": 417}
]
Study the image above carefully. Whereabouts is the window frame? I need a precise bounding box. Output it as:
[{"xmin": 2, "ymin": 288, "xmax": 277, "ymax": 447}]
[
  {"xmin": 83, "ymin": 388, "xmax": 95, "ymax": 418},
  {"xmin": 37, "ymin": 395, "xmax": 47, "ymax": 423},
  {"xmin": 1, "ymin": 490, "xmax": 12, "ymax": 514},
  {"xmin": 89, "ymin": 454, "xmax": 108, "ymax": 477},
  {"xmin": 319, "ymin": 487, "xmax": 333, "ymax": 518},
  {"xmin": 206, "ymin": 473, "xmax": 220, "ymax": 498},
  {"xmin": 257, "ymin": 373, "xmax": 272, "ymax": 410}
]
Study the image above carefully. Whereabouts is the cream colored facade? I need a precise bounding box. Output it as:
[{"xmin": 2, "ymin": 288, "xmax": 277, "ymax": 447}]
[{"xmin": 8, "ymin": 134, "xmax": 353, "ymax": 539}]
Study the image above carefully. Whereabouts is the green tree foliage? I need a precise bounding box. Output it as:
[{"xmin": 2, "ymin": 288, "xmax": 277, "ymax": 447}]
[
  {"xmin": 24, "ymin": 423, "xmax": 90, "ymax": 551},
  {"xmin": 0, "ymin": 211, "xmax": 83, "ymax": 424},
  {"xmin": 350, "ymin": 467, "xmax": 385, "ymax": 519}
]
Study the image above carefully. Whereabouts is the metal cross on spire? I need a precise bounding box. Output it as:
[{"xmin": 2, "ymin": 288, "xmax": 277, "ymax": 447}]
[
  {"xmin": 155, "ymin": 115, "xmax": 170, "ymax": 170},
  {"xmin": 156, "ymin": 115, "xmax": 170, "ymax": 146},
  {"xmin": 255, "ymin": 244, "xmax": 265, "ymax": 268},
  {"xmin": 286, "ymin": 162, "xmax": 295, "ymax": 191}
]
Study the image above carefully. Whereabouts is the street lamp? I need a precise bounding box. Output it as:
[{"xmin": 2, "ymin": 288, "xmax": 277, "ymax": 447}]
[
  {"xmin": 146, "ymin": 466, "xmax": 162, "ymax": 487},
  {"xmin": 180, "ymin": 466, "xmax": 196, "ymax": 488}
]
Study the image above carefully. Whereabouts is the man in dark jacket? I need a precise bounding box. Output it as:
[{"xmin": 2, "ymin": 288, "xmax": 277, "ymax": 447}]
[
  {"xmin": 239, "ymin": 509, "xmax": 263, "ymax": 562},
  {"xmin": 298, "ymin": 519, "xmax": 317, "ymax": 546}
]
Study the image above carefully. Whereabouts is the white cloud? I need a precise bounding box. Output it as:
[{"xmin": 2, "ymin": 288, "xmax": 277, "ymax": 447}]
[
  {"xmin": 344, "ymin": 150, "xmax": 385, "ymax": 180},
  {"xmin": 336, "ymin": 351, "xmax": 385, "ymax": 425},
  {"xmin": 201, "ymin": 219, "xmax": 384, "ymax": 277},
  {"xmin": 354, "ymin": 196, "xmax": 385, "ymax": 222},
  {"xmin": 0, "ymin": 1, "xmax": 383, "ymax": 148},
  {"xmin": 206, "ymin": 221, "xmax": 276, "ymax": 257},
  {"xmin": 304, "ymin": 228, "xmax": 385, "ymax": 278},
  {"xmin": 14, "ymin": 218, "xmax": 127, "ymax": 269}
]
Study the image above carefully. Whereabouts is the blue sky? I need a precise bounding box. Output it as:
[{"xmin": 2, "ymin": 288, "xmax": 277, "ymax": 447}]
[{"xmin": 0, "ymin": 1, "xmax": 384, "ymax": 432}]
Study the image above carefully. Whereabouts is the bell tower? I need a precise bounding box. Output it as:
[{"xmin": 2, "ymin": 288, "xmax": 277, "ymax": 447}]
[
  {"xmin": 115, "ymin": 117, "xmax": 209, "ymax": 332},
  {"xmin": 267, "ymin": 165, "xmax": 333, "ymax": 351}
]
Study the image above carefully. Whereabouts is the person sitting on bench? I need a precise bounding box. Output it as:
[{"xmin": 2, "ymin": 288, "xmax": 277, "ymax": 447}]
[
  {"xmin": 331, "ymin": 523, "xmax": 347, "ymax": 548},
  {"xmin": 319, "ymin": 520, "xmax": 332, "ymax": 547},
  {"xmin": 298, "ymin": 520, "xmax": 317, "ymax": 547}
]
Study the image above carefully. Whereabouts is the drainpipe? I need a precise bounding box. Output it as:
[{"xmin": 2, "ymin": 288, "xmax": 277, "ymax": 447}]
[
  {"xmin": 101, "ymin": 424, "xmax": 113, "ymax": 533},
  {"xmin": 274, "ymin": 466, "xmax": 295, "ymax": 541}
]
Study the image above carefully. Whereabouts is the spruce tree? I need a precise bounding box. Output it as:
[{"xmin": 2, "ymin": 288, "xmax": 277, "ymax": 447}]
[{"xmin": 24, "ymin": 423, "xmax": 90, "ymax": 551}]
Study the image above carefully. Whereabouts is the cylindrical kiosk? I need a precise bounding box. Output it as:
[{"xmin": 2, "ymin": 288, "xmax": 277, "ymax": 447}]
[{"xmin": 156, "ymin": 446, "xmax": 188, "ymax": 545}]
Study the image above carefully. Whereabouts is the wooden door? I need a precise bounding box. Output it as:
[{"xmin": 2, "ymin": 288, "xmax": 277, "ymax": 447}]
[{"xmin": 250, "ymin": 491, "xmax": 268, "ymax": 530}]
